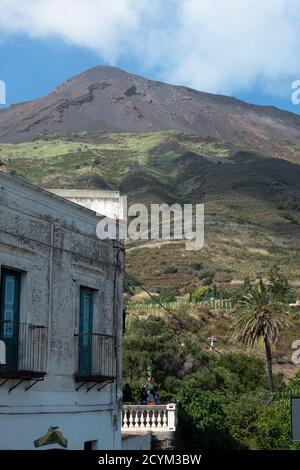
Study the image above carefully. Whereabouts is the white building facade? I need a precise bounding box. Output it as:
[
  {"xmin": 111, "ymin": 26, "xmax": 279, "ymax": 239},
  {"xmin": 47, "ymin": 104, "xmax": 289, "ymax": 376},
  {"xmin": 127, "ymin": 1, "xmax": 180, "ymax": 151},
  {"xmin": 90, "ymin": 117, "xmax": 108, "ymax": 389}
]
[
  {"xmin": 47, "ymin": 189, "xmax": 125, "ymax": 220},
  {"xmin": 0, "ymin": 172, "xmax": 124, "ymax": 450}
]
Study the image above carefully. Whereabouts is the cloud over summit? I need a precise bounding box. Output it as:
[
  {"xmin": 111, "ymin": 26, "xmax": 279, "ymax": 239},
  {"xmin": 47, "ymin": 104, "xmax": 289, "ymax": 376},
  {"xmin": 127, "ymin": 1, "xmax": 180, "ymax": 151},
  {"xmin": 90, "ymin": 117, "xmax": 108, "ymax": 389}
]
[{"xmin": 1, "ymin": 0, "xmax": 300, "ymax": 95}]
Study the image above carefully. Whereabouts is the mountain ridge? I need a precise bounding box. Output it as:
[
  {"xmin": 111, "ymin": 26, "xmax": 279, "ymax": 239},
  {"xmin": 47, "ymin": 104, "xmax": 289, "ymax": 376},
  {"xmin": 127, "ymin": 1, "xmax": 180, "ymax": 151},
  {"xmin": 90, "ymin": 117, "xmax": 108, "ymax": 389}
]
[
  {"xmin": 1, "ymin": 66, "xmax": 300, "ymax": 152},
  {"xmin": 1, "ymin": 66, "xmax": 300, "ymax": 291}
]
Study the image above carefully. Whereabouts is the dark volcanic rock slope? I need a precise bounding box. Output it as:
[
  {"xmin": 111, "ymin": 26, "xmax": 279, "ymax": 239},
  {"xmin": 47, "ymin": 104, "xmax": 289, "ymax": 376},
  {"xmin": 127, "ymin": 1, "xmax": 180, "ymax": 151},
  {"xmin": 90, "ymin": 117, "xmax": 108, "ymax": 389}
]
[{"xmin": 1, "ymin": 65, "xmax": 300, "ymax": 149}]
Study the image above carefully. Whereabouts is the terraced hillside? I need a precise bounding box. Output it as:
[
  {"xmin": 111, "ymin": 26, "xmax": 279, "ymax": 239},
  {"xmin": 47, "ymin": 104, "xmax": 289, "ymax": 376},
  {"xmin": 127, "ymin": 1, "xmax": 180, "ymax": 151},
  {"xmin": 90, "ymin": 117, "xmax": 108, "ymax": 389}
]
[{"xmin": 2, "ymin": 130, "xmax": 300, "ymax": 295}]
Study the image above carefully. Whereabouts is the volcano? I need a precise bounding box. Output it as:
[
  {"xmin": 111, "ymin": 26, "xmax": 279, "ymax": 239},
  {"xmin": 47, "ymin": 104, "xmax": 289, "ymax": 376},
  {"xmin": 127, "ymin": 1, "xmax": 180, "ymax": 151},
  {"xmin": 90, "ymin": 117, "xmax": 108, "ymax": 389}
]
[{"xmin": 1, "ymin": 65, "xmax": 300, "ymax": 151}]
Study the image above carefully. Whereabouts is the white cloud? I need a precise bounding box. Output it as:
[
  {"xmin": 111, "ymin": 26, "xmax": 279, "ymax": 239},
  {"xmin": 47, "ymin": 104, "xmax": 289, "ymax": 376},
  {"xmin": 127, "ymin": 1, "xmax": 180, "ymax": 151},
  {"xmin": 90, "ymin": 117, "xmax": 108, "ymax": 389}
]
[
  {"xmin": 164, "ymin": 0, "xmax": 300, "ymax": 94},
  {"xmin": 0, "ymin": 0, "xmax": 300, "ymax": 95},
  {"xmin": 0, "ymin": 0, "xmax": 148, "ymax": 63}
]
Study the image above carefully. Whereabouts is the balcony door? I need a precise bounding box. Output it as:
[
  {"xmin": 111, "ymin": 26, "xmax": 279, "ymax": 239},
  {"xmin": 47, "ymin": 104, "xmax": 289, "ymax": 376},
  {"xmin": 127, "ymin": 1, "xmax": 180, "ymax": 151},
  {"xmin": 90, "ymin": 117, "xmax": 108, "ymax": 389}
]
[
  {"xmin": 78, "ymin": 287, "xmax": 94, "ymax": 376},
  {"xmin": 0, "ymin": 268, "xmax": 21, "ymax": 370}
]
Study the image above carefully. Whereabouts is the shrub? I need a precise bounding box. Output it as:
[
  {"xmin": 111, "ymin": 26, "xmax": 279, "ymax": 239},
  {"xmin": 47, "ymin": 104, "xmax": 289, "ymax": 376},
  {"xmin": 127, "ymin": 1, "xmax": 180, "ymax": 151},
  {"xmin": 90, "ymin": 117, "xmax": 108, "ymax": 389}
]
[
  {"xmin": 190, "ymin": 261, "xmax": 204, "ymax": 271},
  {"xmin": 124, "ymin": 272, "xmax": 140, "ymax": 294},
  {"xmin": 157, "ymin": 289, "xmax": 177, "ymax": 303},
  {"xmin": 203, "ymin": 277, "xmax": 213, "ymax": 286},
  {"xmin": 254, "ymin": 400, "xmax": 300, "ymax": 450},
  {"xmin": 198, "ymin": 270, "xmax": 214, "ymax": 280},
  {"xmin": 225, "ymin": 393, "xmax": 260, "ymax": 449},
  {"xmin": 177, "ymin": 386, "xmax": 236, "ymax": 449},
  {"xmin": 191, "ymin": 286, "xmax": 211, "ymax": 302},
  {"xmin": 163, "ymin": 265, "xmax": 178, "ymax": 274},
  {"xmin": 281, "ymin": 213, "xmax": 300, "ymax": 225},
  {"xmin": 216, "ymin": 354, "xmax": 266, "ymax": 393}
]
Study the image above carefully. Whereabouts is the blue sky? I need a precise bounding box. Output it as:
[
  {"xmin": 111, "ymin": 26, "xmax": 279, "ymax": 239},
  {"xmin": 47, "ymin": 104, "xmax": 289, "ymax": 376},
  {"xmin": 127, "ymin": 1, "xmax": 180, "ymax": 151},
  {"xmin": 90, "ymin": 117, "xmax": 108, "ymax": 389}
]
[{"xmin": 0, "ymin": 0, "xmax": 300, "ymax": 115}]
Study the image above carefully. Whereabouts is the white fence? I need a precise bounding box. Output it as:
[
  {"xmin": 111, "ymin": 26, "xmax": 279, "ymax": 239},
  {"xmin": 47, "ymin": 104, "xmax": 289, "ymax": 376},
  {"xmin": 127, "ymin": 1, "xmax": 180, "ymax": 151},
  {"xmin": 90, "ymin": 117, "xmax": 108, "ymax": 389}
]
[
  {"xmin": 127, "ymin": 299, "xmax": 234, "ymax": 312},
  {"xmin": 122, "ymin": 404, "xmax": 177, "ymax": 433}
]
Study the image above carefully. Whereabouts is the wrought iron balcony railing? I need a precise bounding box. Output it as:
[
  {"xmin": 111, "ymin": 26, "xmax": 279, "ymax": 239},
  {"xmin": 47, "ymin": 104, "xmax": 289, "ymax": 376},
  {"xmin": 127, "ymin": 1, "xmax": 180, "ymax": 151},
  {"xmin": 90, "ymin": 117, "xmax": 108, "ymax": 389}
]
[
  {"xmin": 74, "ymin": 333, "xmax": 116, "ymax": 382},
  {"xmin": 0, "ymin": 321, "xmax": 48, "ymax": 379}
]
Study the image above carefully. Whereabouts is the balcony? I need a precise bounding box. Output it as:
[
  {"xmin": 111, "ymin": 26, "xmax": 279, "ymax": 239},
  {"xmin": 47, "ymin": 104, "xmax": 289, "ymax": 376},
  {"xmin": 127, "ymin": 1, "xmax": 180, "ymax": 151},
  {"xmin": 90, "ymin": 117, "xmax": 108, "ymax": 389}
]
[
  {"xmin": 74, "ymin": 333, "xmax": 116, "ymax": 383},
  {"xmin": 122, "ymin": 403, "xmax": 178, "ymax": 433},
  {"xmin": 0, "ymin": 321, "xmax": 48, "ymax": 379}
]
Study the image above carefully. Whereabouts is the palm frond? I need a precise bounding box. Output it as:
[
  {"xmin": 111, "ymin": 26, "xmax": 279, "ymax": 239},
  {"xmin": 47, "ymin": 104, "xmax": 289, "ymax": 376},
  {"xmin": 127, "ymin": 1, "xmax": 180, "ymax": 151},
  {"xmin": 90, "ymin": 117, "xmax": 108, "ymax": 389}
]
[{"xmin": 231, "ymin": 280, "xmax": 291, "ymax": 348}]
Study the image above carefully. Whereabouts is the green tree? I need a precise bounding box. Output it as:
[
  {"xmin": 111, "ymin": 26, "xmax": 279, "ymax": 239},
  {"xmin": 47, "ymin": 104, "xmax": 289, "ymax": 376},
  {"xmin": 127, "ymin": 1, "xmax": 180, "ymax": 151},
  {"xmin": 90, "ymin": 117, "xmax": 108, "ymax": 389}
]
[
  {"xmin": 232, "ymin": 280, "xmax": 290, "ymax": 390},
  {"xmin": 225, "ymin": 393, "xmax": 260, "ymax": 449},
  {"xmin": 177, "ymin": 386, "xmax": 237, "ymax": 449},
  {"xmin": 228, "ymin": 278, "xmax": 252, "ymax": 303},
  {"xmin": 267, "ymin": 265, "xmax": 293, "ymax": 302},
  {"xmin": 254, "ymin": 399, "xmax": 300, "ymax": 449},
  {"xmin": 217, "ymin": 353, "xmax": 266, "ymax": 393},
  {"xmin": 123, "ymin": 316, "xmax": 185, "ymax": 384}
]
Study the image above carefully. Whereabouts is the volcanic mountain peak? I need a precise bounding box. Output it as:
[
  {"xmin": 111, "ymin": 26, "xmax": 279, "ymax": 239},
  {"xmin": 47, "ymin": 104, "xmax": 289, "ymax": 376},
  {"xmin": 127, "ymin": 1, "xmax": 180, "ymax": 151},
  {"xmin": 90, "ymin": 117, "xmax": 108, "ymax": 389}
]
[{"xmin": 0, "ymin": 65, "xmax": 300, "ymax": 149}]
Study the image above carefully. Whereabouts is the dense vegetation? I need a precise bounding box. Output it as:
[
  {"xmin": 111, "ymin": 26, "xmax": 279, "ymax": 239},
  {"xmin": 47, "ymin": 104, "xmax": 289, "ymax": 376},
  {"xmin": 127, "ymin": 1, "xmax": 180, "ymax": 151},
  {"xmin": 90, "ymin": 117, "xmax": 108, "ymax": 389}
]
[
  {"xmin": 123, "ymin": 268, "xmax": 300, "ymax": 449},
  {"xmin": 124, "ymin": 315, "xmax": 300, "ymax": 449}
]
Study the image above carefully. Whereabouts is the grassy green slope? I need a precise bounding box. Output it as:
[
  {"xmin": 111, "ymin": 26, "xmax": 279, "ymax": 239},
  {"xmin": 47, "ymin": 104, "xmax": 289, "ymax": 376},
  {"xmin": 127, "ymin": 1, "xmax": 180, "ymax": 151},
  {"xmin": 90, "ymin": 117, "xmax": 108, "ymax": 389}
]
[
  {"xmin": 0, "ymin": 131, "xmax": 231, "ymax": 191},
  {"xmin": 1, "ymin": 130, "xmax": 300, "ymax": 294}
]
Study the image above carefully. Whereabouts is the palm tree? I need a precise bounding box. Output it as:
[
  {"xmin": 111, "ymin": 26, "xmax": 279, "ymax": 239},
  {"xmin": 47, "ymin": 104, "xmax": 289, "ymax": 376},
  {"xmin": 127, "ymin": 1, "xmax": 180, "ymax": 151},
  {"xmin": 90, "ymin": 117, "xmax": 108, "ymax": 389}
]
[{"xmin": 232, "ymin": 280, "xmax": 290, "ymax": 390}]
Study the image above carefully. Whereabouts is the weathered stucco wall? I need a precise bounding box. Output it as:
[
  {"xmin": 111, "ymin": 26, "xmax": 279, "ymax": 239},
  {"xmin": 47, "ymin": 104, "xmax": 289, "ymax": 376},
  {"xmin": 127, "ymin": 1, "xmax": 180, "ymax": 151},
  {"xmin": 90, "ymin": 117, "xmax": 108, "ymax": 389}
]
[
  {"xmin": 0, "ymin": 173, "xmax": 124, "ymax": 450},
  {"xmin": 122, "ymin": 433, "xmax": 151, "ymax": 451},
  {"xmin": 47, "ymin": 189, "xmax": 125, "ymax": 220}
]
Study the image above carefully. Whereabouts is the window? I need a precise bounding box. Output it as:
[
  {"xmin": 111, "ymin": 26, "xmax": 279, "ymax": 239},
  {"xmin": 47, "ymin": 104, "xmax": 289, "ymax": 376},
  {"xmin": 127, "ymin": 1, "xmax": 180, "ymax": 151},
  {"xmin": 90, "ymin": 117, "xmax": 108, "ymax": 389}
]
[
  {"xmin": 84, "ymin": 440, "xmax": 98, "ymax": 450},
  {"xmin": 0, "ymin": 268, "xmax": 21, "ymax": 369},
  {"xmin": 78, "ymin": 287, "xmax": 94, "ymax": 376}
]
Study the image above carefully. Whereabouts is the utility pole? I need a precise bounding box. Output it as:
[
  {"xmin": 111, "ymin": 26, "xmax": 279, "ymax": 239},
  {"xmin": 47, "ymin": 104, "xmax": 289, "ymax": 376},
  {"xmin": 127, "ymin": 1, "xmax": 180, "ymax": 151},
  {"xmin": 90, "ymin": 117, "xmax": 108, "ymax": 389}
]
[{"xmin": 208, "ymin": 334, "xmax": 217, "ymax": 351}]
